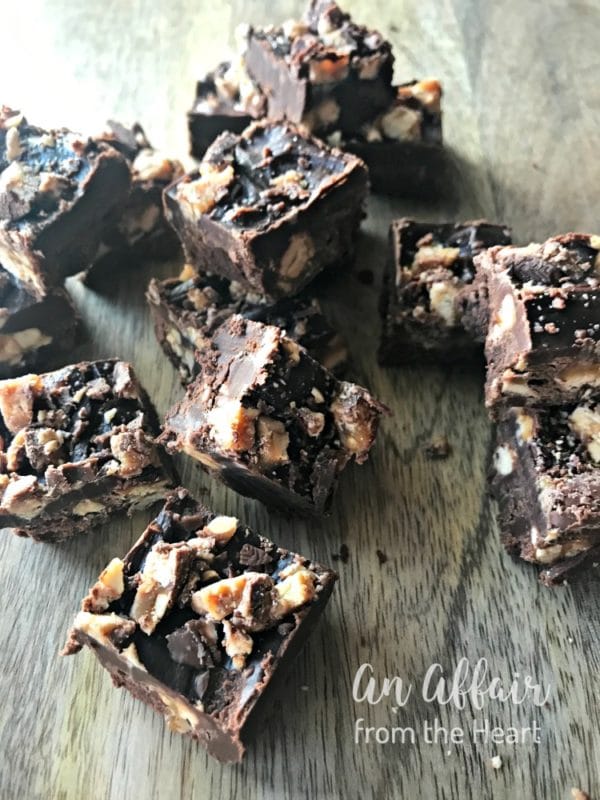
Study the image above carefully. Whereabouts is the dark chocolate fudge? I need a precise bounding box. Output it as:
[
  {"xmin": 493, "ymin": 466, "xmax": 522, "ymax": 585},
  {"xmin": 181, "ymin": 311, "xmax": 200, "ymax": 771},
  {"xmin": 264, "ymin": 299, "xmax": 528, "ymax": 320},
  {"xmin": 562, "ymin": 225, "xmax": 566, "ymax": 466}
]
[
  {"xmin": 491, "ymin": 403, "xmax": 600, "ymax": 586},
  {"xmin": 188, "ymin": 61, "xmax": 265, "ymax": 159},
  {"xmin": 481, "ymin": 234, "xmax": 600, "ymax": 410},
  {"xmin": 336, "ymin": 79, "xmax": 446, "ymax": 197},
  {"xmin": 83, "ymin": 121, "xmax": 184, "ymax": 287},
  {"xmin": 63, "ymin": 488, "xmax": 337, "ymax": 762},
  {"xmin": 187, "ymin": 66, "xmax": 446, "ymax": 198},
  {"xmin": 243, "ymin": 1, "xmax": 394, "ymax": 136},
  {"xmin": 0, "ymin": 359, "xmax": 175, "ymax": 541},
  {"xmin": 378, "ymin": 219, "xmax": 512, "ymax": 365},
  {"xmin": 0, "ymin": 265, "xmax": 79, "ymax": 378},
  {"xmin": 0, "ymin": 106, "xmax": 131, "ymax": 297},
  {"xmin": 147, "ymin": 267, "xmax": 347, "ymax": 384},
  {"xmin": 161, "ymin": 315, "xmax": 384, "ymax": 515},
  {"xmin": 164, "ymin": 120, "xmax": 368, "ymax": 300}
]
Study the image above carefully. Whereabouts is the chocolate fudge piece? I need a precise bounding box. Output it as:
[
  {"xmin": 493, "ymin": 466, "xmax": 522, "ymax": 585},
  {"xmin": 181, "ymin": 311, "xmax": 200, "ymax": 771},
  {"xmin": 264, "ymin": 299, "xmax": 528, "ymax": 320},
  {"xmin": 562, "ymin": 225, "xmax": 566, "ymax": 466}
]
[
  {"xmin": 337, "ymin": 79, "xmax": 445, "ymax": 197},
  {"xmin": 491, "ymin": 403, "xmax": 600, "ymax": 585},
  {"xmin": 188, "ymin": 62, "xmax": 265, "ymax": 159},
  {"xmin": 378, "ymin": 219, "xmax": 512, "ymax": 365},
  {"xmin": 481, "ymin": 234, "xmax": 600, "ymax": 410},
  {"xmin": 0, "ymin": 106, "xmax": 131, "ymax": 297},
  {"xmin": 0, "ymin": 359, "xmax": 175, "ymax": 541},
  {"xmin": 83, "ymin": 122, "xmax": 184, "ymax": 288},
  {"xmin": 161, "ymin": 316, "xmax": 384, "ymax": 515},
  {"xmin": 147, "ymin": 268, "xmax": 347, "ymax": 384},
  {"xmin": 164, "ymin": 120, "xmax": 368, "ymax": 300},
  {"xmin": 243, "ymin": 1, "xmax": 394, "ymax": 136},
  {"xmin": 63, "ymin": 488, "xmax": 337, "ymax": 762},
  {"xmin": 0, "ymin": 266, "xmax": 79, "ymax": 378}
]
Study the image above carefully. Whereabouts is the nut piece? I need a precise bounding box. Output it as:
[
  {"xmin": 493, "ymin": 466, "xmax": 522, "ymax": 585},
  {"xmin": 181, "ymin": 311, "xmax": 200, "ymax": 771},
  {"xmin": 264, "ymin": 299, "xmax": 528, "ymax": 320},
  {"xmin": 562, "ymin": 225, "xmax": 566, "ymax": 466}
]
[
  {"xmin": 73, "ymin": 611, "xmax": 135, "ymax": 651},
  {"xmin": 177, "ymin": 163, "xmax": 235, "ymax": 215},
  {"xmin": 556, "ymin": 362, "xmax": 600, "ymax": 389},
  {"xmin": 203, "ymin": 515, "xmax": 239, "ymax": 543},
  {"xmin": 132, "ymin": 149, "xmax": 183, "ymax": 183},
  {"xmin": 411, "ymin": 246, "xmax": 460, "ymax": 274},
  {"xmin": 0, "ymin": 474, "xmax": 41, "ymax": 516},
  {"xmin": 515, "ymin": 409, "xmax": 535, "ymax": 443},
  {"xmin": 330, "ymin": 383, "xmax": 380, "ymax": 463},
  {"xmin": 273, "ymin": 567, "xmax": 316, "ymax": 618},
  {"xmin": 222, "ymin": 619, "xmax": 253, "ymax": 670},
  {"xmin": 257, "ymin": 416, "xmax": 290, "ymax": 467},
  {"xmin": 130, "ymin": 543, "xmax": 192, "ymax": 634},
  {"xmin": 279, "ymin": 232, "xmax": 315, "ymax": 281},
  {"xmin": 207, "ymin": 400, "xmax": 258, "ymax": 452},
  {"xmin": 379, "ymin": 104, "xmax": 422, "ymax": 141},
  {"xmin": 429, "ymin": 281, "xmax": 459, "ymax": 325},
  {"xmin": 109, "ymin": 428, "xmax": 157, "ymax": 477},
  {"xmin": 493, "ymin": 445, "xmax": 516, "ymax": 476},
  {"xmin": 191, "ymin": 572, "xmax": 264, "ymax": 621},
  {"xmin": 298, "ymin": 407, "xmax": 326, "ymax": 437},
  {"xmin": 569, "ymin": 404, "xmax": 600, "ymax": 462},
  {"xmin": 5, "ymin": 127, "xmax": 22, "ymax": 161},
  {"xmin": 83, "ymin": 558, "xmax": 125, "ymax": 613},
  {"xmin": 0, "ymin": 375, "xmax": 40, "ymax": 433},
  {"xmin": 112, "ymin": 362, "xmax": 139, "ymax": 399},
  {"xmin": 489, "ymin": 293, "xmax": 517, "ymax": 341}
]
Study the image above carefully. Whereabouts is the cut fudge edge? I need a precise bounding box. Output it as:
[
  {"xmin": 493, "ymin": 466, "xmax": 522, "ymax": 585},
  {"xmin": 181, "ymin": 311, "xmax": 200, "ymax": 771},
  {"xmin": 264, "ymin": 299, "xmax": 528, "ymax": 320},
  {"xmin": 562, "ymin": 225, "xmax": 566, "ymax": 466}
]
[
  {"xmin": 490, "ymin": 407, "xmax": 600, "ymax": 586},
  {"xmin": 63, "ymin": 487, "xmax": 338, "ymax": 762},
  {"xmin": 481, "ymin": 245, "xmax": 600, "ymax": 412}
]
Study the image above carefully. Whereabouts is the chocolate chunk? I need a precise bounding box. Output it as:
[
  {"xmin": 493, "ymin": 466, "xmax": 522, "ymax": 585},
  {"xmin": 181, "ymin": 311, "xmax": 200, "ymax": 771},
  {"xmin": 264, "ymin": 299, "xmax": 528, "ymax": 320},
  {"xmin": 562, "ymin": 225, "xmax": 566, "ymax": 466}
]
[{"xmin": 166, "ymin": 619, "xmax": 219, "ymax": 669}]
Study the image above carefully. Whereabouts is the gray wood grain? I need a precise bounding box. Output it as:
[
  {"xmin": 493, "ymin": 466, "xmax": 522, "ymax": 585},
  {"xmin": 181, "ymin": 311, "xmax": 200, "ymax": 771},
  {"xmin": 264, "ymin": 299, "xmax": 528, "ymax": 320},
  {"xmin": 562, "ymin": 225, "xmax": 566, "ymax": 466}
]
[{"xmin": 1, "ymin": 1, "xmax": 599, "ymax": 798}]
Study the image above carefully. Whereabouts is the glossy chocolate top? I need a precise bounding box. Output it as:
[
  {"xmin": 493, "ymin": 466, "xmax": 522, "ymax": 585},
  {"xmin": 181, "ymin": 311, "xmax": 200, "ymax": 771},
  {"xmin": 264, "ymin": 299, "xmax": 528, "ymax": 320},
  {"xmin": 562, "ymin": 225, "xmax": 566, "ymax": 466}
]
[{"xmin": 172, "ymin": 120, "xmax": 366, "ymax": 230}]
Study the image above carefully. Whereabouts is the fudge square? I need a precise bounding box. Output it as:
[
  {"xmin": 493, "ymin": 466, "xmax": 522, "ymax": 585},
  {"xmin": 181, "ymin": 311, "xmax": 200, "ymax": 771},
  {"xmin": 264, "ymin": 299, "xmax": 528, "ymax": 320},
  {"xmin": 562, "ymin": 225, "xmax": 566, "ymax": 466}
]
[
  {"xmin": 161, "ymin": 315, "xmax": 384, "ymax": 515},
  {"xmin": 0, "ymin": 359, "xmax": 175, "ymax": 541},
  {"xmin": 481, "ymin": 234, "xmax": 600, "ymax": 410},
  {"xmin": 491, "ymin": 402, "xmax": 600, "ymax": 586},
  {"xmin": 83, "ymin": 121, "xmax": 184, "ymax": 288},
  {"xmin": 378, "ymin": 219, "xmax": 511, "ymax": 365},
  {"xmin": 341, "ymin": 79, "xmax": 445, "ymax": 199},
  {"xmin": 0, "ymin": 264, "xmax": 78, "ymax": 379},
  {"xmin": 0, "ymin": 106, "xmax": 131, "ymax": 297},
  {"xmin": 146, "ymin": 268, "xmax": 347, "ymax": 385},
  {"xmin": 187, "ymin": 61, "xmax": 265, "ymax": 159},
  {"xmin": 163, "ymin": 120, "xmax": 368, "ymax": 300},
  {"xmin": 243, "ymin": 0, "xmax": 395, "ymax": 136},
  {"xmin": 63, "ymin": 488, "xmax": 337, "ymax": 762}
]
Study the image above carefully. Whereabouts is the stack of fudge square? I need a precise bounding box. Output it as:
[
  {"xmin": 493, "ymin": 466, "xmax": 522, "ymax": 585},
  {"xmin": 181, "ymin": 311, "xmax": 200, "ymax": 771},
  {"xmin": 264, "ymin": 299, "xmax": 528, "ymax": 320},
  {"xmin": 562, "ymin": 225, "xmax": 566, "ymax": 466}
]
[
  {"xmin": 186, "ymin": 0, "xmax": 446, "ymax": 198},
  {"xmin": 0, "ymin": 83, "xmax": 386, "ymax": 756},
  {"xmin": 378, "ymin": 218, "xmax": 600, "ymax": 587}
]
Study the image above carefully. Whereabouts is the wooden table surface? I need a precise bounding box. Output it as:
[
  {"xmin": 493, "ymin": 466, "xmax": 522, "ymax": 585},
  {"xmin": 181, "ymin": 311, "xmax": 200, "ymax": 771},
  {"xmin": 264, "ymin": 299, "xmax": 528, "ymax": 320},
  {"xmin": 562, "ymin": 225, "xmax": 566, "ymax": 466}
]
[{"xmin": 2, "ymin": 1, "xmax": 600, "ymax": 799}]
